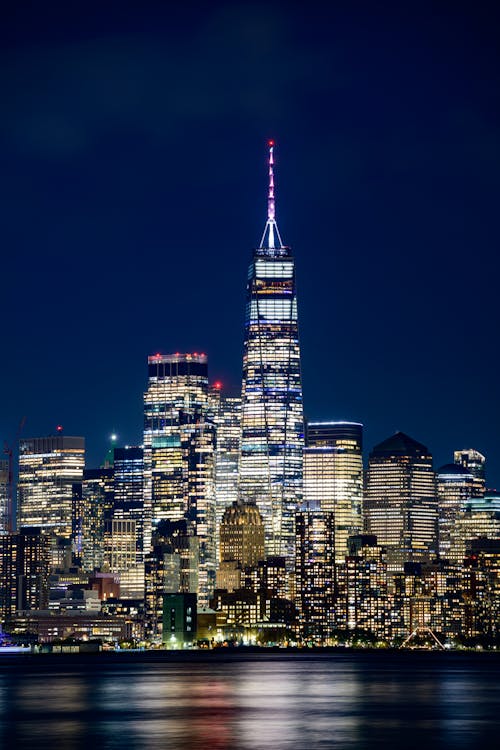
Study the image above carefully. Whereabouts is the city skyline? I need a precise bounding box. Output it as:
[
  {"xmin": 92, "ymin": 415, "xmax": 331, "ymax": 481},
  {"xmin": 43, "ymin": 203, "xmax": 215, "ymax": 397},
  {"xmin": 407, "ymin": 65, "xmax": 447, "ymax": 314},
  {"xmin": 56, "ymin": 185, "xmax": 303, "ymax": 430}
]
[{"xmin": 1, "ymin": 3, "xmax": 498, "ymax": 485}]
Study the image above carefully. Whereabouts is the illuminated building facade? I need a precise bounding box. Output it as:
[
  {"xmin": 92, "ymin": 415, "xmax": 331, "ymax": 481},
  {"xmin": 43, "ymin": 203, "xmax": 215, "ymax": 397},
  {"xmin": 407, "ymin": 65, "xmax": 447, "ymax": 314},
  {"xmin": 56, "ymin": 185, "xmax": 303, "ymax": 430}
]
[
  {"xmin": 295, "ymin": 509, "xmax": 336, "ymax": 642},
  {"xmin": 18, "ymin": 436, "xmax": 85, "ymax": 539},
  {"xmin": 0, "ymin": 460, "xmax": 8, "ymax": 535},
  {"xmin": 145, "ymin": 519, "xmax": 199, "ymax": 641},
  {"xmin": 364, "ymin": 432, "xmax": 438, "ymax": 570},
  {"xmin": 449, "ymin": 494, "xmax": 500, "ymax": 564},
  {"xmin": 335, "ymin": 535, "xmax": 388, "ymax": 638},
  {"xmin": 209, "ymin": 388, "xmax": 241, "ymax": 556},
  {"xmin": 143, "ymin": 352, "xmax": 216, "ymax": 606},
  {"xmin": 239, "ymin": 142, "xmax": 304, "ymax": 563},
  {"xmin": 0, "ymin": 527, "xmax": 50, "ymax": 624},
  {"xmin": 436, "ymin": 463, "xmax": 475, "ymax": 560},
  {"xmin": 454, "ymin": 448, "xmax": 486, "ymax": 497},
  {"xmin": 112, "ymin": 446, "xmax": 145, "ymax": 598},
  {"xmin": 304, "ymin": 421, "xmax": 363, "ymax": 563},
  {"xmin": 219, "ymin": 500, "xmax": 265, "ymax": 569},
  {"xmin": 75, "ymin": 467, "xmax": 114, "ymax": 572}
]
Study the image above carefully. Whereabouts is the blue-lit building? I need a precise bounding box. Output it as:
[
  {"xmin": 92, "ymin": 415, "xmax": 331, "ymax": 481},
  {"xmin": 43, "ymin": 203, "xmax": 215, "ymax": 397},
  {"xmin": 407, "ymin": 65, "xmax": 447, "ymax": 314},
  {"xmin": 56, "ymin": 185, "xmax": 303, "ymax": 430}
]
[{"xmin": 239, "ymin": 142, "xmax": 304, "ymax": 565}]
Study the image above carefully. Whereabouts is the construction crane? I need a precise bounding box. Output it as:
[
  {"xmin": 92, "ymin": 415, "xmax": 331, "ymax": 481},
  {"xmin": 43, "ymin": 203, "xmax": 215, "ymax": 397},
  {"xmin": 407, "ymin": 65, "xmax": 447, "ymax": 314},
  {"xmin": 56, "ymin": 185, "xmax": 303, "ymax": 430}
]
[{"xmin": 3, "ymin": 416, "xmax": 26, "ymax": 533}]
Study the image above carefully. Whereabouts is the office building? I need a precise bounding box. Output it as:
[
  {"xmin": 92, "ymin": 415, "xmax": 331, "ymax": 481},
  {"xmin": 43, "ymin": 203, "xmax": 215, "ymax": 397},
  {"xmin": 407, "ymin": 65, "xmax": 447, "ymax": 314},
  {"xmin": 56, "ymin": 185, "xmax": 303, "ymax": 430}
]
[
  {"xmin": 219, "ymin": 500, "xmax": 265, "ymax": 568},
  {"xmin": 112, "ymin": 446, "xmax": 145, "ymax": 598},
  {"xmin": 304, "ymin": 421, "xmax": 363, "ymax": 562},
  {"xmin": 145, "ymin": 519, "xmax": 199, "ymax": 641},
  {"xmin": 0, "ymin": 460, "xmax": 8, "ymax": 535},
  {"xmin": 436, "ymin": 463, "xmax": 475, "ymax": 560},
  {"xmin": 239, "ymin": 142, "xmax": 304, "ymax": 564},
  {"xmin": 364, "ymin": 432, "xmax": 438, "ymax": 570},
  {"xmin": 18, "ymin": 435, "xmax": 85, "ymax": 539},
  {"xmin": 74, "ymin": 466, "xmax": 114, "ymax": 572},
  {"xmin": 209, "ymin": 387, "xmax": 241, "ymax": 556},
  {"xmin": 454, "ymin": 449, "xmax": 486, "ymax": 497},
  {"xmin": 449, "ymin": 494, "xmax": 500, "ymax": 564},
  {"xmin": 143, "ymin": 352, "xmax": 216, "ymax": 606}
]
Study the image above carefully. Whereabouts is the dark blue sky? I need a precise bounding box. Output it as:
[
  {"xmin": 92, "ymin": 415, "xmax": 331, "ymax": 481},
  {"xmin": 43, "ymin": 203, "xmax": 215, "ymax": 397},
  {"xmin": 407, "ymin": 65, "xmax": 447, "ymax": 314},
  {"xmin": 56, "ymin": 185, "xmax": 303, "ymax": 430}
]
[{"xmin": 1, "ymin": 2, "xmax": 499, "ymax": 484}]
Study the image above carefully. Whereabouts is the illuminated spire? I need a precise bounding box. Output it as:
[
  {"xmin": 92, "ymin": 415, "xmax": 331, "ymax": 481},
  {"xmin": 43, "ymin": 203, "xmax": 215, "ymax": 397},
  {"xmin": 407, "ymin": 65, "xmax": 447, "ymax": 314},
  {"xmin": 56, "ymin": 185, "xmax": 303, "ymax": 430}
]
[{"xmin": 260, "ymin": 140, "xmax": 284, "ymax": 250}]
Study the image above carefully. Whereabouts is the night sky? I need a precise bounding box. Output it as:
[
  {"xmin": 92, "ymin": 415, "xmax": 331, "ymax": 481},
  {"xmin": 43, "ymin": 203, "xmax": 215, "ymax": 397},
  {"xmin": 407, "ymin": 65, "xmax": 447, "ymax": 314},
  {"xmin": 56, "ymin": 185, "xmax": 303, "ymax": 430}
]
[{"xmin": 1, "ymin": 2, "xmax": 499, "ymax": 485}]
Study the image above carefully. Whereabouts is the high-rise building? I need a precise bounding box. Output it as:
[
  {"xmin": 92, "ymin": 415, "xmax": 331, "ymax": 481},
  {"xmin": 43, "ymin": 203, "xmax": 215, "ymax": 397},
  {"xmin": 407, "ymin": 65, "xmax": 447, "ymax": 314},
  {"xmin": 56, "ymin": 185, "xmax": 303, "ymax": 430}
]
[
  {"xmin": 449, "ymin": 494, "xmax": 500, "ymax": 564},
  {"xmin": 364, "ymin": 432, "xmax": 438, "ymax": 570},
  {"xmin": 436, "ymin": 463, "xmax": 475, "ymax": 560},
  {"xmin": 0, "ymin": 527, "xmax": 50, "ymax": 624},
  {"xmin": 219, "ymin": 500, "xmax": 265, "ymax": 568},
  {"xmin": 335, "ymin": 535, "xmax": 388, "ymax": 639},
  {"xmin": 208, "ymin": 386, "xmax": 241, "ymax": 556},
  {"xmin": 454, "ymin": 449, "xmax": 486, "ymax": 497},
  {"xmin": 304, "ymin": 421, "xmax": 363, "ymax": 563},
  {"xmin": 295, "ymin": 509, "xmax": 336, "ymax": 642},
  {"xmin": 74, "ymin": 466, "xmax": 114, "ymax": 572},
  {"xmin": 143, "ymin": 352, "xmax": 216, "ymax": 606},
  {"xmin": 239, "ymin": 142, "xmax": 304, "ymax": 564},
  {"xmin": 112, "ymin": 446, "xmax": 145, "ymax": 598},
  {"xmin": 0, "ymin": 459, "xmax": 9, "ymax": 535},
  {"xmin": 145, "ymin": 519, "xmax": 199, "ymax": 641},
  {"xmin": 18, "ymin": 435, "xmax": 85, "ymax": 539}
]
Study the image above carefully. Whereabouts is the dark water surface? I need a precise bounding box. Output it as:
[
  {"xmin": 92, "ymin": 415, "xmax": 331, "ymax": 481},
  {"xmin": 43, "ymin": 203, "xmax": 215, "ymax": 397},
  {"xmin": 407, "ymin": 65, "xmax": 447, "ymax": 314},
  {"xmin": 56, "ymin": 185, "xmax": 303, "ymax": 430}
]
[{"xmin": 0, "ymin": 651, "xmax": 499, "ymax": 749}]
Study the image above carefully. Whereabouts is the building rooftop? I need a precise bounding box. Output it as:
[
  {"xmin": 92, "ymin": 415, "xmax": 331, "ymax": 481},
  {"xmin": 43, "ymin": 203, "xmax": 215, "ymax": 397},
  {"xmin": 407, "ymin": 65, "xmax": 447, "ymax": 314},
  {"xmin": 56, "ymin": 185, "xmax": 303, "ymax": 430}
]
[{"xmin": 371, "ymin": 431, "xmax": 429, "ymax": 457}]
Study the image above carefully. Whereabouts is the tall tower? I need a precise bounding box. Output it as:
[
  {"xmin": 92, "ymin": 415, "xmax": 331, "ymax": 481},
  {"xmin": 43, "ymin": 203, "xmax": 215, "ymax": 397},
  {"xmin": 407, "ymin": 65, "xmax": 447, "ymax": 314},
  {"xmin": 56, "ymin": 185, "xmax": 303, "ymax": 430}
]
[
  {"xmin": 454, "ymin": 449, "xmax": 486, "ymax": 497},
  {"xmin": 143, "ymin": 352, "xmax": 216, "ymax": 606},
  {"xmin": 18, "ymin": 435, "xmax": 85, "ymax": 539},
  {"xmin": 0, "ymin": 460, "xmax": 8, "ymax": 535},
  {"xmin": 304, "ymin": 421, "xmax": 363, "ymax": 563},
  {"xmin": 436, "ymin": 463, "xmax": 475, "ymax": 560},
  {"xmin": 239, "ymin": 141, "xmax": 304, "ymax": 562},
  {"xmin": 364, "ymin": 432, "xmax": 438, "ymax": 571}
]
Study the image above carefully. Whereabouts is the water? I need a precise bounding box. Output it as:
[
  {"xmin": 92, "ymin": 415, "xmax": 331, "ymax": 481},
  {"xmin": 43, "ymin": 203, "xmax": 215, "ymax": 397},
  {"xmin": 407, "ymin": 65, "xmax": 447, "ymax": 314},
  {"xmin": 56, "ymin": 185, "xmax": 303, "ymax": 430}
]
[{"xmin": 0, "ymin": 651, "xmax": 499, "ymax": 749}]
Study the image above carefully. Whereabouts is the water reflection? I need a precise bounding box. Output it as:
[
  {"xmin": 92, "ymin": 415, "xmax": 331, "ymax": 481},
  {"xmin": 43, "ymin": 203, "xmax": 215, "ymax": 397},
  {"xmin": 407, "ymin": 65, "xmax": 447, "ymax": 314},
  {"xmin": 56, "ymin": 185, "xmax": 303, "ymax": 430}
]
[{"xmin": 0, "ymin": 654, "xmax": 498, "ymax": 749}]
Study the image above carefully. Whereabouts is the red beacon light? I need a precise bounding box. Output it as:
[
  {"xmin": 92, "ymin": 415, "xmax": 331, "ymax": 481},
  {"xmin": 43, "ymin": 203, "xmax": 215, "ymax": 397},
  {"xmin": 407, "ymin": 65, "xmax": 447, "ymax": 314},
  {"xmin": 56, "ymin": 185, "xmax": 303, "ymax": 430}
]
[
  {"xmin": 213, "ymin": 381, "xmax": 223, "ymax": 390},
  {"xmin": 268, "ymin": 139, "xmax": 275, "ymax": 146},
  {"xmin": 56, "ymin": 425, "xmax": 63, "ymax": 433}
]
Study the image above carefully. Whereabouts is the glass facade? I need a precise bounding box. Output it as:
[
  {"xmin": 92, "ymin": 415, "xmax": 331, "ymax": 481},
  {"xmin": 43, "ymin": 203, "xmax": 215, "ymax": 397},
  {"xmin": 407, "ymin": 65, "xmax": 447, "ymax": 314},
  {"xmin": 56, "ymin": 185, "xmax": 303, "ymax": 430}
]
[
  {"xmin": 18, "ymin": 436, "xmax": 85, "ymax": 539},
  {"xmin": 454, "ymin": 448, "xmax": 486, "ymax": 497},
  {"xmin": 112, "ymin": 446, "xmax": 145, "ymax": 598},
  {"xmin": 364, "ymin": 432, "xmax": 438, "ymax": 571},
  {"xmin": 304, "ymin": 421, "xmax": 363, "ymax": 563},
  {"xmin": 0, "ymin": 460, "xmax": 8, "ymax": 535},
  {"xmin": 239, "ymin": 143, "xmax": 304, "ymax": 563},
  {"xmin": 143, "ymin": 353, "xmax": 216, "ymax": 606},
  {"xmin": 208, "ymin": 388, "xmax": 241, "ymax": 559},
  {"xmin": 436, "ymin": 463, "xmax": 475, "ymax": 560}
]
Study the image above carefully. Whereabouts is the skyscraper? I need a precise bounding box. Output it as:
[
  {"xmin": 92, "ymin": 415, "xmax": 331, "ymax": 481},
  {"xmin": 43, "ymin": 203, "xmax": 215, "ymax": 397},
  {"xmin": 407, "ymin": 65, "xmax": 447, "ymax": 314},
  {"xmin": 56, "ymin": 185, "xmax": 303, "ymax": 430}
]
[
  {"xmin": 143, "ymin": 352, "xmax": 216, "ymax": 606},
  {"xmin": 239, "ymin": 141, "xmax": 304, "ymax": 563},
  {"xmin": 304, "ymin": 421, "xmax": 363, "ymax": 563},
  {"xmin": 0, "ymin": 460, "xmax": 8, "ymax": 535},
  {"xmin": 436, "ymin": 463, "xmax": 475, "ymax": 560},
  {"xmin": 18, "ymin": 435, "xmax": 85, "ymax": 539},
  {"xmin": 0, "ymin": 527, "xmax": 50, "ymax": 624},
  {"xmin": 208, "ymin": 386, "xmax": 241, "ymax": 556},
  {"xmin": 295, "ymin": 509, "xmax": 336, "ymax": 642},
  {"xmin": 364, "ymin": 432, "xmax": 438, "ymax": 570},
  {"xmin": 454, "ymin": 449, "xmax": 486, "ymax": 497},
  {"xmin": 112, "ymin": 446, "xmax": 145, "ymax": 598},
  {"xmin": 219, "ymin": 499, "xmax": 265, "ymax": 569},
  {"xmin": 74, "ymin": 466, "xmax": 114, "ymax": 571}
]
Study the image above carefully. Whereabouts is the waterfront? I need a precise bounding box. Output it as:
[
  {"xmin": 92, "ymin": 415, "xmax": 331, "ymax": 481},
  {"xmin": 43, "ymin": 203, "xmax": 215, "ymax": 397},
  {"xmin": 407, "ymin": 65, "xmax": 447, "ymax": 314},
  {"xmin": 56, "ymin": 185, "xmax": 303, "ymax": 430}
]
[{"xmin": 0, "ymin": 651, "xmax": 499, "ymax": 749}]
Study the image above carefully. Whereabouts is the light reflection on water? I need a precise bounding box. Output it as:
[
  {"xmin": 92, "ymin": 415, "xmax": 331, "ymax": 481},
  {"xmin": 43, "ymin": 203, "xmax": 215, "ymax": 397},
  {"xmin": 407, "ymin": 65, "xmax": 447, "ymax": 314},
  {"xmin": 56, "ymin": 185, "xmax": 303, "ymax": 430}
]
[{"xmin": 0, "ymin": 654, "xmax": 498, "ymax": 749}]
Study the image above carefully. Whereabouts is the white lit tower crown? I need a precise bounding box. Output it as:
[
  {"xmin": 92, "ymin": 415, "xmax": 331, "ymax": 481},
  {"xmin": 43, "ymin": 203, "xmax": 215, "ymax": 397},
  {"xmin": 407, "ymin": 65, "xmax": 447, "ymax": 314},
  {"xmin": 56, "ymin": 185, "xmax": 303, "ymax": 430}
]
[{"xmin": 239, "ymin": 141, "xmax": 304, "ymax": 562}]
